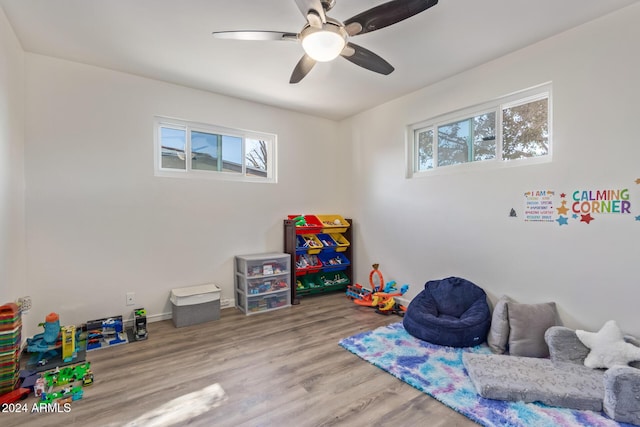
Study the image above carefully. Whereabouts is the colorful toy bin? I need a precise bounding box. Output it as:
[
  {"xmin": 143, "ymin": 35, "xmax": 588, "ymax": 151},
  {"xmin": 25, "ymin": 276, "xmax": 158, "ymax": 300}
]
[
  {"xmin": 170, "ymin": 283, "xmax": 221, "ymax": 328},
  {"xmin": 287, "ymin": 215, "xmax": 323, "ymax": 234},
  {"xmin": 318, "ymin": 252, "xmax": 350, "ymax": 272},
  {"xmin": 316, "ymin": 215, "xmax": 350, "ymax": 233}
]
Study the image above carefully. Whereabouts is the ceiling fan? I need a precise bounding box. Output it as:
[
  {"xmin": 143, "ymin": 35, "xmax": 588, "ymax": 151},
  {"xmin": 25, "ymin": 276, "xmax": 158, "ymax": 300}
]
[{"xmin": 212, "ymin": 0, "xmax": 438, "ymax": 83}]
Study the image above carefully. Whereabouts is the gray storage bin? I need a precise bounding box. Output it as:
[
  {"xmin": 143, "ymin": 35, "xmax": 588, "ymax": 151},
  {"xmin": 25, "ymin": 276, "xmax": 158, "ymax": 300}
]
[{"xmin": 170, "ymin": 283, "xmax": 221, "ymax": 327}]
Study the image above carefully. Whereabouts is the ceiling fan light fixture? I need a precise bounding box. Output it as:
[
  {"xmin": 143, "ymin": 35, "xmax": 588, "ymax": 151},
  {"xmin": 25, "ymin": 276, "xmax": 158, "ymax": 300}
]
[{"xmin": 301, "ymin": 26, "xmax": 346, "ymax": 62}]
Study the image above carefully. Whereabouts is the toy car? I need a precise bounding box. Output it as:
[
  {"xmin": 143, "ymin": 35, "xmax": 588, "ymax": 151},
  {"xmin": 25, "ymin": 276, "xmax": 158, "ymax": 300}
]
[{"xmin": 0, "ymin": 387, "xmax": 30, "ymax": 405}]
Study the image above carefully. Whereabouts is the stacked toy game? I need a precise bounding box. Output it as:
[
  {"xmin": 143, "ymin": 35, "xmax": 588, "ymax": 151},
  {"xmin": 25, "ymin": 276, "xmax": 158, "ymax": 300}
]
[{"xmin": 0, "ymin": 303, "xmax": 22, "ymax": 394}]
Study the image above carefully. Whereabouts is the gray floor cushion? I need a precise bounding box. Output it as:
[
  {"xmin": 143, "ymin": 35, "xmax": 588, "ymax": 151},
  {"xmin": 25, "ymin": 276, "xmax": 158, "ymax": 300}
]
[
  {"xmin": 604, "ymin": 366, "xmax": 640, "ymax": 425},
  {"xmin": 463, "ymin": 352, "xmax": 605, "ymax": 411}
]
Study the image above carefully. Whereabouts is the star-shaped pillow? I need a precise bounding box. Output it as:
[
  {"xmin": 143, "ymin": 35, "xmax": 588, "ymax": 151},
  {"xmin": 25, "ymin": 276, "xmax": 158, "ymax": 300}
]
[{"xmin": 576, "ymin": 320, "xmax": 640, "ymax": 369}]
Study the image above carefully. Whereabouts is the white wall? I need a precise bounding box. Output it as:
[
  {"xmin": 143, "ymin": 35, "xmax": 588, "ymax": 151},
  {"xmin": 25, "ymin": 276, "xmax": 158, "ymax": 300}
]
[
  {"xmin": 23, "ymin": 54, "xmax": 348, "ymax": 337},
  {"xmin": 0, "ymin": 8, "xmax": 26, "ymax": 306},
  {"xmin": 7, "ymin": 3, "xmax": 640, "ymax": 340},
  {"xmin": 341, "ymin": 3, "xmax": 640, "ymax": 337}
]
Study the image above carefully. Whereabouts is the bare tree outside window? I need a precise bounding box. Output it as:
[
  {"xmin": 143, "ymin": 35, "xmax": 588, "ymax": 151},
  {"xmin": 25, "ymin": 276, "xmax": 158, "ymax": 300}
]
[
  {"xmin": 156, "ymin": 117, "xmax": 275, "ymax": 182},
  {"xmin": 245, "ymin": 139, "xmax": 268, "ymax": 177}
]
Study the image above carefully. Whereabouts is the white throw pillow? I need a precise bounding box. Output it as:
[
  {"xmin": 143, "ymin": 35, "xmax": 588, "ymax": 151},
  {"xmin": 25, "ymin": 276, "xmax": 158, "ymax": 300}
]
[{"xmin": 576, "ymin": 320, "xmax": 640, "ymax": 369}]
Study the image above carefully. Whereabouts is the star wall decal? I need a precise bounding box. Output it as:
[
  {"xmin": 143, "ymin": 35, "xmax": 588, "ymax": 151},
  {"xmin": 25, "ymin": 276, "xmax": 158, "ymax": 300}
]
[
  {"xmin": 556, "ymin": 216, "xmax": 568, "ymax": 226},
  {"xmin": 560, "ymin": 193, "xmax": 566, "ymax": 198},
  {"xmin": 556, "ymin": 201, "xmax": 569, "ymax": 216},
  {"xmin": 635, "ymin": 215, "xmax": 640, "ymax": 221},
  {"xmin": 581, "ymin": 213, "xmax": 595, "ymax": 224},
  {"xmin": 635, "ymin": 178, "xmax": 640, "ymax": 184}
]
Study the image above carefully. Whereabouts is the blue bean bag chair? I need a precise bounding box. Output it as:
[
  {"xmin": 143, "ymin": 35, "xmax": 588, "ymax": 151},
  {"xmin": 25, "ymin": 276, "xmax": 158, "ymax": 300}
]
[{"xmin": 403, "ymin": 276, "xmax": 491, "ymax": 347}]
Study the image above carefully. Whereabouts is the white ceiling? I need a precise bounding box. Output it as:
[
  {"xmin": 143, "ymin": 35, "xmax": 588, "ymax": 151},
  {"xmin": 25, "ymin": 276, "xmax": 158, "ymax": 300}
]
[{"xmin": 1, "ymin": 0, "xmax": 638, "ymax": 120}]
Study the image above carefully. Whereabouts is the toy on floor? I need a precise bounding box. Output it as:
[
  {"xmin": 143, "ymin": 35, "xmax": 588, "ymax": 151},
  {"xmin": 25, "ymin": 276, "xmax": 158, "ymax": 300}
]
[
  {"xmin": 346, "ymin": 263, "xmax": 384, "ymax": 302},
  {"xmin": 61, "ymin": 325, "xmax": 77, "ymax": 362},
  {"xmin": 366, "ymin": 281, "xmax": 409, "ymax": 316},
  {"xmin": 0, "ymin": 387, "xmax": 30, "ymax": 405},
  {"xmin": 26, "ymin": 313, "xmax": 62, "ymax": 363},
  {"xmin": 37, "ymin": 362, "xmax": 93, "ymax": 406},
  {"xmin": 346, "ymin": 264, "xmax": 409, "ymax": 316},
  {"xmin": 0, "ymin": 302, "xmax": 22, "ymax": 395},
  {"xmin": 26, "ymin": 313, "xmax": 82, "ymax": 368},
  {"xmin": 133, "ymin": 308, "xmax": 148, "ymax": 341},
  {"xmin": 40, "ymin": 385, "xmax": 83, "ymax": 405},
  {"xmin": 86, "ymin": 315, "xmax": 128, "ymax": 350},
  {"xmin": 19, "ymin": 370, "xmax": 40, "ymax": 391},
  {"xmin": 373, "ymin": 290, "xmax": 408, "ymax": 316},
  {"xmin": 369, "ymin": 263, "xmax": 384, "ymax": 292},
  {"xmin": 42, "ymin": 362, "xmax": 93, "ymax": 389},
  {"xmin": 34, "ymin": 377, "xmax": 46, "ymax": 397}
]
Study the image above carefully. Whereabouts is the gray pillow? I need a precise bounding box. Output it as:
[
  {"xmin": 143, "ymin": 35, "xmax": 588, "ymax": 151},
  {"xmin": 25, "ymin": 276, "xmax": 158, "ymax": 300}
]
[
  {"xmin": 487, "ymin": 295, "xmax": 513, "ymax": 354},
  {"xmin": 507, "ymin": 301, "xmax": 559, "ymax": 358}
]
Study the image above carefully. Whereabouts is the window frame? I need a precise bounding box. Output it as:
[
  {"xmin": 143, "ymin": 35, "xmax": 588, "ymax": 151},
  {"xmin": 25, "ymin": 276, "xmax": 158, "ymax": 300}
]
[
  {"xmin": 407, "ymin": 83, "xmax": 552, "ymax": 178},
  {"xmin": 153, "ymin": 116, "xmax": 277, "ymax": 183}
]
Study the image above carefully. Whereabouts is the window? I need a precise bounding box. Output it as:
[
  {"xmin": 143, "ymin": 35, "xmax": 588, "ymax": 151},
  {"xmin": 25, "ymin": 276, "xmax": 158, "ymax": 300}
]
[
  {"xmin": 409, "ymin": 84, "xmax": 551, "ymax": 175},
  {"xmin": 154, "ymin": 117, "xmax": 276, "ymax": 182}
]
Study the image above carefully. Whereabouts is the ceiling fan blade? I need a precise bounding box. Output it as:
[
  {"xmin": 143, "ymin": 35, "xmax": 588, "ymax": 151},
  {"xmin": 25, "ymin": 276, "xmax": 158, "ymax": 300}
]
[
  {"xmin": 341, "ymin": 42, "xmax": 394, "ymax": 75},
  {"xmin": 290, "ymin": 54, "xmax": 316, "ymax": 84},
  {"xmin": 212, "ymin": 30, "xmax": 298, "ymax": 41},
  {"xmin": 344, "ymin": 0, "xmax": 438, "ymax": 36},
  {"xmin": 294, "ymin": 0, "xmax": 327, "ymax": 28}
]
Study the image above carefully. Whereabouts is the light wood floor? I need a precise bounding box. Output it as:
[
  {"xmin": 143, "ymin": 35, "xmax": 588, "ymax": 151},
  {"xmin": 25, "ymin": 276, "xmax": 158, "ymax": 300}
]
[{"xmin": 4, "ymin": 293, "xmax": 478, "ymax": 427}]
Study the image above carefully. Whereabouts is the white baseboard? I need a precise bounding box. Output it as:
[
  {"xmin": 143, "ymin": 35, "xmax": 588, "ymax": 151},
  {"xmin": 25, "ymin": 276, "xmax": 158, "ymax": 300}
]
[{"xmin": 148, "ymin": 312, "xmax": 173, "ymax": 323}]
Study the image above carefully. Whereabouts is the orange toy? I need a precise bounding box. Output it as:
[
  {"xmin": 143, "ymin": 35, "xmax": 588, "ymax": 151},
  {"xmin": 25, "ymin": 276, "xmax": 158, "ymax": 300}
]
[{"xmin": 349, "ymin": 264, "xmax": 409, "ymax": 316}]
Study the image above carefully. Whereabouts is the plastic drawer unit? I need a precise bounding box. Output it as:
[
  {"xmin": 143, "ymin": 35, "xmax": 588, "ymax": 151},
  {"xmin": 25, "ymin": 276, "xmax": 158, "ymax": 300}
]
[{"xmin": 235, "ymin": 253, "xmax": 291, "ymax": 315}]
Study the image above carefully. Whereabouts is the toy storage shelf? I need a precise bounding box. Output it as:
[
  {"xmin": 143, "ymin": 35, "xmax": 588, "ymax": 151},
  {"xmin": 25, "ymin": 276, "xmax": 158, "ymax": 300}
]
[
  {"xmin": 234, "ymin": 252, "xmax": 291, "ymax": 315},
  {"xmin": 284, "ymin": 216, "xmax": 353, "ymax": 305}
]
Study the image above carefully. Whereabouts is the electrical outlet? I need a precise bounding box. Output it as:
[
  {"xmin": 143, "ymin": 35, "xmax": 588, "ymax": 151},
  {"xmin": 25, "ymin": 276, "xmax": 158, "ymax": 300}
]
[{"xmin": 126, "ymin": 292, "xmax": 135, "ymax": 306}]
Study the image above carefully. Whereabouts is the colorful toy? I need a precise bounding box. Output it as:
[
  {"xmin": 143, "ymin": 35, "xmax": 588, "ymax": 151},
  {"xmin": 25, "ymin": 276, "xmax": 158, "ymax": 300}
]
[
  {"xmin": 40, "ymin": 385, "xmax": 83, "ymax": 404},
  {"xmin": 346, "ymin": 263, "xmax": 388, "ymax": 304},
  {"xmin": 0, "ymin": 387, "xmax": 30, "ymax": 405},
  {"xmin": 26, "ymin": 313, "xmax": 62, "ymax": 364},
  {"xmin": 346, "ymin": 264, "xmax": 409, "ymax": 316},
  {"xmin": 133, "ymin": 308, "xmax": 148, "ymax": 341},
  {"xmin": 35, "ymin": 362, "xmax": 93, "ymax": 405},
  {"xmin": 0, "ymin": 302, "xmax": 22, "ymax": 394},
  {"xmin": 42, "ymin": 362, "xmax": 93, "ymax": 389},
  {"xmin": 292, "ymin": 215, "xmax": 307, "ymax": 226},
  {"xmin": 86, "ymin": 315, "xmax": 128, "ymax": 350},
  {"xmin": 369, "ymin": 263, "xmax": 384, "ymax": 292},
  {"xmin": 373, "ymin": 292, "xmax": 408, "ymax": 316},
  {"xmin": 61, "ymin": 325, "xmax": 77, "ymax": 362},
  {"xmin": 34, "ymin": 377, "xmax": 46, "ymax": 397},
  {"xmin": 25, "ymin": 313, "xmax": 83, "ymax": 371},
  {"xmin": 345, "ymin": 283, "xmax": 373, "ymax": 301}
]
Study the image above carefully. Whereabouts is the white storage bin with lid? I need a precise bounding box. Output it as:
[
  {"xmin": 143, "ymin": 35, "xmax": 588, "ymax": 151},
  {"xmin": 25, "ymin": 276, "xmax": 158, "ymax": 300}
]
[{"xmin": 170, "ymin": 283, "xmax": 221, "ymax": 327}]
